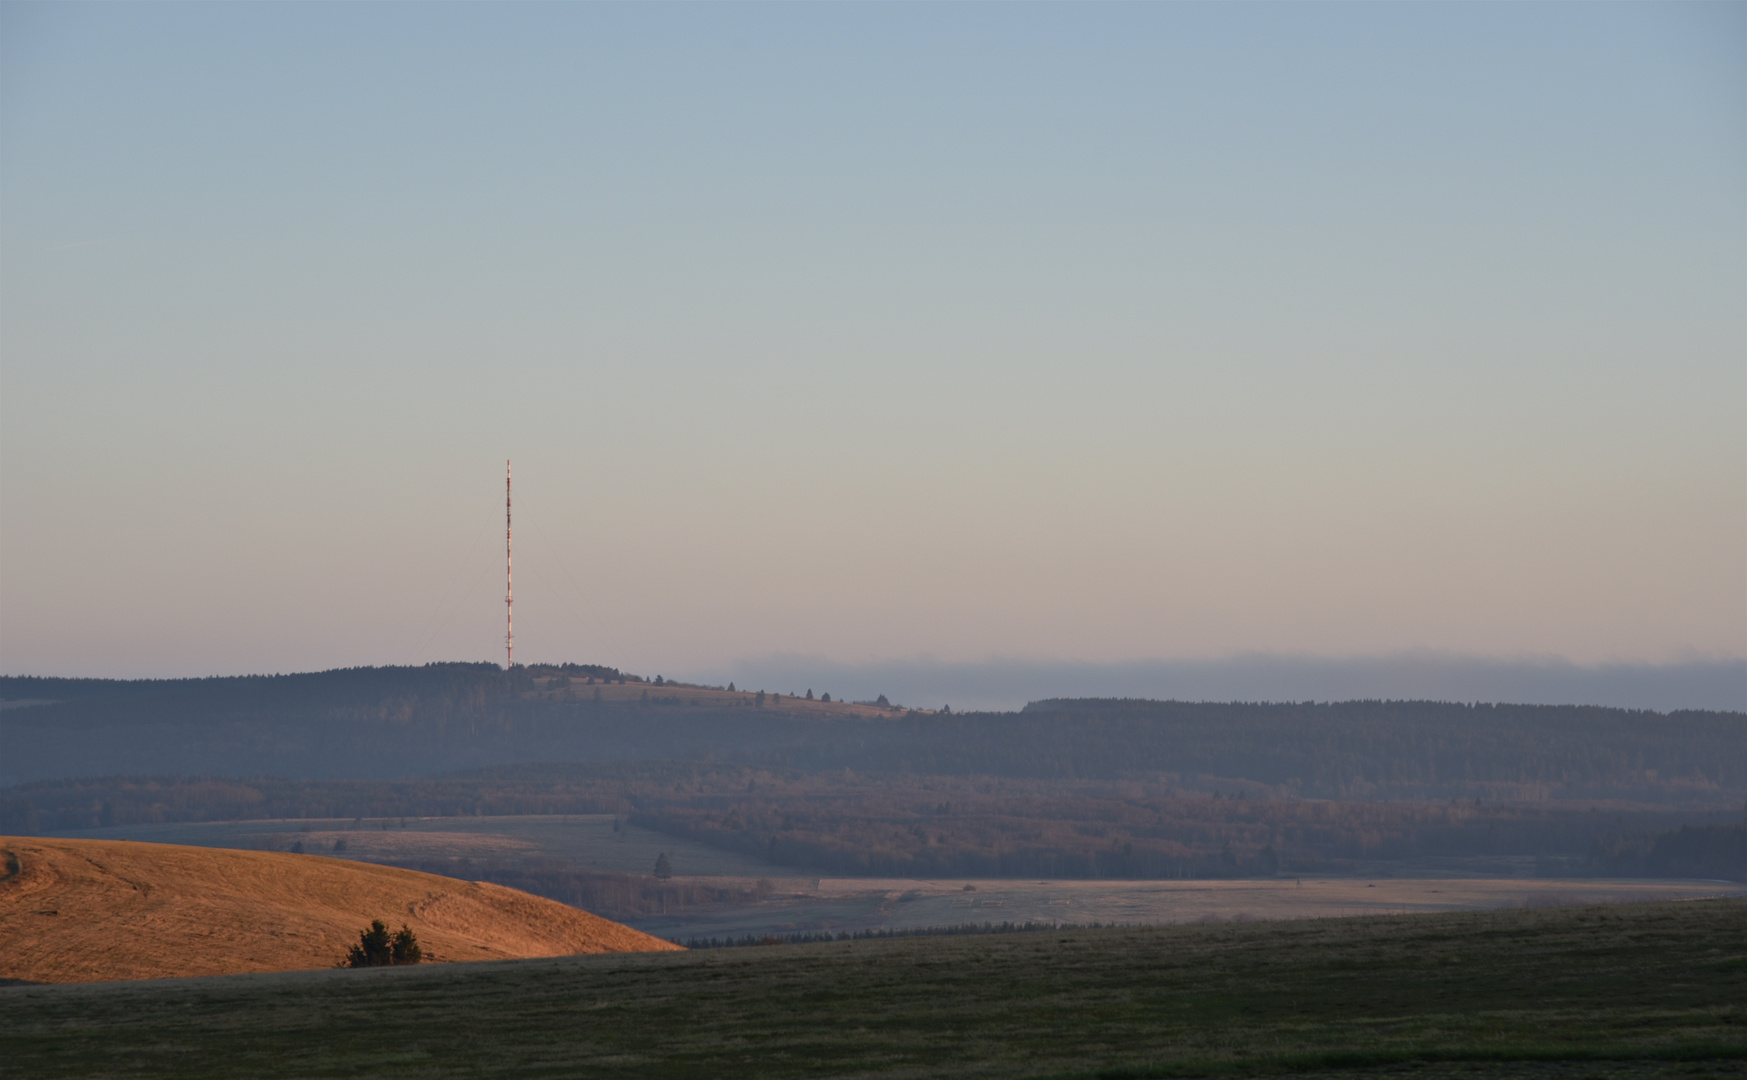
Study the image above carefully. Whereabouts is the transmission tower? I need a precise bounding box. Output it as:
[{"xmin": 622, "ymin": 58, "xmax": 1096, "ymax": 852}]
[{"xmin": 505, "ymin": 460, "xmax": 514, "ymax": 668}]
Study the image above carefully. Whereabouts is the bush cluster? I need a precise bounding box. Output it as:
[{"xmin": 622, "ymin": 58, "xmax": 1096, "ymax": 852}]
[{"xmin": 344, "ymin": 920, "xmax": 422, "ymax": 967}]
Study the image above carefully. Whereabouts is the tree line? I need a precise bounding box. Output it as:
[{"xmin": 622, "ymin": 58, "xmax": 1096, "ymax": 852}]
[{"xmin": 4, "ymin": 664, "xmax": 1741, "ymax": 805}]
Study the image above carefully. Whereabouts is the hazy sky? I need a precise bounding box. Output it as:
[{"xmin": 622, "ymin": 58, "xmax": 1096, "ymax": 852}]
[{"xmin": 2, "ymin": 3, "xmax": 1743, "ymax": 684}]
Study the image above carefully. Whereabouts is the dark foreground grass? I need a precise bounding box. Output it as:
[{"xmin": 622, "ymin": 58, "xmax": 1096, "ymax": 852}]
[{"xmin": 3, "ymin": 900, "xmax": 1742, "ymax": 1079}]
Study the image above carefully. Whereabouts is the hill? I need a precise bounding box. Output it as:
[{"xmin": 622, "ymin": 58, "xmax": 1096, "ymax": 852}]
[
  {"xmin": 3, "ymin": 665, "xmax": 1741, "ymax": 806},
  {"xmin": 0, "ymin": 664, "xmax": 902, "ymax": 785},
  {"xmin": 3, "ymin": 899, "xmax": 1741, "ymax": 1078},
  {"xmin": 0, "ymin": 837, "xmax": 680, "ymax": 984}
]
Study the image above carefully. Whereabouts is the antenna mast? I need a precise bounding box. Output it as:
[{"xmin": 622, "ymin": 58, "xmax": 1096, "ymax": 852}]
[{"xmin": 505, "ymin": 460, "xmax": 513, "ymax": 668}]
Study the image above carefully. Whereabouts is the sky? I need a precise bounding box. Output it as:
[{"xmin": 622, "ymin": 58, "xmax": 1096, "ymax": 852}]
[{"xmin": 2, "ymin": 3, "xmax": 1743, "ymax": 705}]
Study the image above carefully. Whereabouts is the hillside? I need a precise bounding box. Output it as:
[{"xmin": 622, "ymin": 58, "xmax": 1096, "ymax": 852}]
[
  {"xmin": 0, "ymin": 837, "xmax": 680, "ymax": 984},
  {"xmin": 0, "ymin": 664, "xmax": 903, "ymax": 786}
]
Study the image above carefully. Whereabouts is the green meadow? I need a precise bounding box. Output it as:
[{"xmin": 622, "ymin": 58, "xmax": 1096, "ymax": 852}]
[{"xmin": 4, "ymin": 899, "xmax": 1742, "ymax": 1079}]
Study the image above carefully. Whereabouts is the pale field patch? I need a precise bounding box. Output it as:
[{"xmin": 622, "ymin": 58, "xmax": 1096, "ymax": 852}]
[
  {"xmin": 807, "ymin": 875, "xmax": 1742, "ymax": 927},
  {"xmin": 627, "ymin": 874, "xmax": 1741, "ymax": 940}
]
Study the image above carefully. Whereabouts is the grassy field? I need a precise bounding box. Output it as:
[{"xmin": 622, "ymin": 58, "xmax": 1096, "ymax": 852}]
[{"xmin": 4, "ymin": 899, "xmax": 1742, "ymax": 1079}]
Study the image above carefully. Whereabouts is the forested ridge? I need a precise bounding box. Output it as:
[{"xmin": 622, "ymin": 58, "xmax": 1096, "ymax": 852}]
[
  {"xmin": 4, "ymin": 666, "xmax": 1739, "ymax": 803},
  {"xmin": 0, "ymin": 663, "xmax": 614, "ymax": 720},
  {"xmin": 984, "ymin": 698, "xmax": 1742, "ymax": 796}
]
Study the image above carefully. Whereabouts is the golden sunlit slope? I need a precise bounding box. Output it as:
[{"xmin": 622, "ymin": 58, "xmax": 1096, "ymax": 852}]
[{"xmin": 0, "ymin": 837, "xmax": 681, "ymax": 984}]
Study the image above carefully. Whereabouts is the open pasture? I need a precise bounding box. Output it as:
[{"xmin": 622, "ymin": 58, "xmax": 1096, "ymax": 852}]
[
  {"xmin": 4, "ymin": 899, "xmax": 1742, "ymax": 1078},
  {"xmin": 635, "ymin": 872, "xmax": 1741, "ymax": 941},
  {"xmin": 810, "ymin": 873, "xmax": 1742, "ymax": 926}
]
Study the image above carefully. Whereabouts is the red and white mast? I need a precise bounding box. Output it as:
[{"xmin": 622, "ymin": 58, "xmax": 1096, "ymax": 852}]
[{"xmin": 505, "ymin": 460, "xmax": 514, "ymax": 668}]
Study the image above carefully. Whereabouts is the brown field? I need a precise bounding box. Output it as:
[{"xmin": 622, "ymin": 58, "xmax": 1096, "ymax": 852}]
[{"xmin": 0, "ymin": 836, "xmax": 681, "ymax": 984}]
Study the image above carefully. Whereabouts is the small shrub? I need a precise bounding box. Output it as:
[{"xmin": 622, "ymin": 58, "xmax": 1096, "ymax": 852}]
[
  {"xmin": 391, "ymin": 924, "xmax": 422, "ymax": 964},
  {"xmin": 344, "ymin": 920, "xmax": 422, "ymax": 967}
]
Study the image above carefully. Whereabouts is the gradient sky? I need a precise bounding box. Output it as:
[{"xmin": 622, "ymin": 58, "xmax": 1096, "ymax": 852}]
[{"xmin": 2, "ymin": 3, "xmax": 1743, "ymax": 682}]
